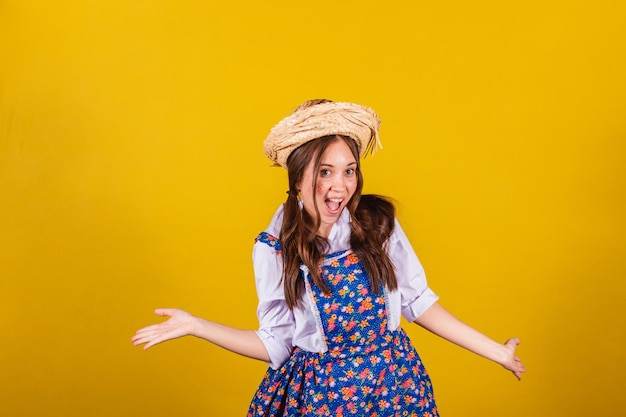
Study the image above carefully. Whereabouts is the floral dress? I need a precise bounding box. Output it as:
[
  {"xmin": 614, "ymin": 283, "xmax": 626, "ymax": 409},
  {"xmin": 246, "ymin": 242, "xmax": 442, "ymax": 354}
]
[{"xmin": 247, "ymin": 234, "xmax": 438, "ymax": 417}]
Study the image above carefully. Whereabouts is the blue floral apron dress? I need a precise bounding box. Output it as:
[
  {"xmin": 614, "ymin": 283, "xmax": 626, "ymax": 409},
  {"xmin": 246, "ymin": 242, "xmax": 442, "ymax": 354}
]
[{"xmin": 248, "ymin": 234, "xmax": 439, "ymax": 416}]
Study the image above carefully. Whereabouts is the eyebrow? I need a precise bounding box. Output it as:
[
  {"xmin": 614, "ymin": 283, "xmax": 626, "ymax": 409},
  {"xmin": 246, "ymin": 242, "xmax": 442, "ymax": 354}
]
[{"xmin": 320, "ymin": 161, "xmax": 357, "ymax": 167}]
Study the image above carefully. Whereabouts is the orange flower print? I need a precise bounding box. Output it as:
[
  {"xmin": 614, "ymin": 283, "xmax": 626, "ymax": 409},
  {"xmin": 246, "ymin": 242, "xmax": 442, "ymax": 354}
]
[
  {"xmin": 358, "ymin": 297, "xmax": 373, "ymax": 313},
  {"xmin": 327, "ymin": 314, "xmax": 337, "ymax": 331},
  {"xmin": 403, "ymin": 394, "xmax": 415, "ymax": 405},
  {"xmin": 331, "ymin": 259, "xmax": 340, "ymax": 267},
  {"xmin": 340, "ymin": 386, "xmax": 357, "ymax": 400},
  {"xmin": 344, "ymin": 320, "xmax": 357, "ymax": 331},
  {"xmin": 377, "ymin": 399, "xmax": 390, "ymax": 409}
]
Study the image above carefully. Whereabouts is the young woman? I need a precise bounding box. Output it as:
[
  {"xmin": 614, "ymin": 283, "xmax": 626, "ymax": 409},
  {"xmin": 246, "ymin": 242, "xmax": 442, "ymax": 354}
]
[{"xmin": 132, "ymin": 99, "xmax": 525, "ymax": 416}]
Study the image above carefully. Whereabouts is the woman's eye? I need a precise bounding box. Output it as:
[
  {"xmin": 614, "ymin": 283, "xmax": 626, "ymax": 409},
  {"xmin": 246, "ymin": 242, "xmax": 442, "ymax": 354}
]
[
  {"xmin": 346, "ymin": 168, "xmax": 355, "ymax": 175},
  {"xmin": 320, "ymin": 169, "xmax": 331, "ymax": 176}
]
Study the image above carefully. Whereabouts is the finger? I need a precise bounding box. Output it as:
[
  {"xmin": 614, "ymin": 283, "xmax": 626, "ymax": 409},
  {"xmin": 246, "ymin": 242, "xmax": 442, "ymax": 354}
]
[
  {"xmin": 132, "ymin": 334, "xmax": 153, "ymax": 345},
  {"xmin": 505, "ymin": 337, "xmax": 521, "ymax": 347},
  {"xmin": 134, "ymin": 324, "xmax": 161, "ymax": 335},
  {"xmin": 155, "ymin": 308, "xmax": 174, "ymax": 317}
]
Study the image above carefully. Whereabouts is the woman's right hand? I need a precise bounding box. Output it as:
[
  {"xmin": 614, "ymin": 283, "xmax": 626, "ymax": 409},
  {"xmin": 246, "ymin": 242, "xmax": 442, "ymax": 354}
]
[{"xmin": 131, "ymin": 308, "xmax": 196, "ymax": 350}]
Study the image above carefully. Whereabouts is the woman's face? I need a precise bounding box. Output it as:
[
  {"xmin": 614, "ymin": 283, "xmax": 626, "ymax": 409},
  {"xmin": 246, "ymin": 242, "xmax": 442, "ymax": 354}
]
[{"xmin": 297, "ymin": 139, "xmax": 358, "ymax": 238}]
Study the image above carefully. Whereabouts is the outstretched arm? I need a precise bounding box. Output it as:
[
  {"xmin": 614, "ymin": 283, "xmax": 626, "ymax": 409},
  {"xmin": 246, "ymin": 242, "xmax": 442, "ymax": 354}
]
[
  {"xmin": 414, "ymin": 302, "xmax": 526, "ymax": 380},
  {"xmin": 131, "ymin": 308, "xmax": 270, "ymax": 362}
]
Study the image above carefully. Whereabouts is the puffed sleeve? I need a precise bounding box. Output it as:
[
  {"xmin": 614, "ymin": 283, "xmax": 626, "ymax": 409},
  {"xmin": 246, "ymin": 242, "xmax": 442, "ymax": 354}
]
[
  {"xmin": 253, "ymin": 239, "xmax": 296, "ymax": 370},
  {"xmin": 389, "ymin": 219, "xmax": 439, "ymax": 322}
]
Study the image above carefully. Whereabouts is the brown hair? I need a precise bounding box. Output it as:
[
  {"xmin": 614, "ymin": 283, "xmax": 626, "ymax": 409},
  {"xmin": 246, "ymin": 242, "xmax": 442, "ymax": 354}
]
[{"xmin": 280, "ymin": 134, "xmax": 398, "ymax": 309}]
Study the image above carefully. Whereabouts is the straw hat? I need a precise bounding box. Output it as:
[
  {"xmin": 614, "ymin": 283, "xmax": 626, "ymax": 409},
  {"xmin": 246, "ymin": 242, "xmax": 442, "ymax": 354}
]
[{"xmin": 263, "ymin": 99, "xmax": 382, "ymax": 169}]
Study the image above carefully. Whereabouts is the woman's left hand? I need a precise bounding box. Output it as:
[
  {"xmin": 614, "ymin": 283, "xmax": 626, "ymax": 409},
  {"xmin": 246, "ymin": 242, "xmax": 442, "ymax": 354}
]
[{"xmin": 499, "ymin": 337, "xmax": 526, "ymax": 380}]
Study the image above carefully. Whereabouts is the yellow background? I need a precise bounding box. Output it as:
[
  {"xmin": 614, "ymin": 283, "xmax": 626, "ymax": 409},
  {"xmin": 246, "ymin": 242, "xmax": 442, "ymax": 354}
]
[{"xmin": 1, "ymin": 1, "xmax": 625, "ymax": 416}]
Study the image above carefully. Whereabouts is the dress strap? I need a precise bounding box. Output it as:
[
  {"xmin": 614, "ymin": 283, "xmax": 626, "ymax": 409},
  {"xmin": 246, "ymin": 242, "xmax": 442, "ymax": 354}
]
[{"xmin": 255, "ymin": 232, "xmax": 282, "ymax": 253}]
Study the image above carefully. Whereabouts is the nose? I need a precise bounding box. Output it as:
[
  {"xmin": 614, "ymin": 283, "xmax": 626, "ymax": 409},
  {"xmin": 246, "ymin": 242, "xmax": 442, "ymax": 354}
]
[{"xmin": 329, "ymin": 173, "xmax": 346, "ymax": 190}]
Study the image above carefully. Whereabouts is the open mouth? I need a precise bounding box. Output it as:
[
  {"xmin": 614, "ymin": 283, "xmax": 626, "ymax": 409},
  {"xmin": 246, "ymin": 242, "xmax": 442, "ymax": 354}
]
[{"xmin": 325, "ymin": 198, "xmax": 343, "ymax": 213}]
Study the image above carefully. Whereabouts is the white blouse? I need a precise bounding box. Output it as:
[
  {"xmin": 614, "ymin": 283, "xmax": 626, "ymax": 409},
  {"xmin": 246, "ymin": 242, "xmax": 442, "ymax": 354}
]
[{"xmin": 254, "ymin": 205, "xmax": 439, "ymax": 369}]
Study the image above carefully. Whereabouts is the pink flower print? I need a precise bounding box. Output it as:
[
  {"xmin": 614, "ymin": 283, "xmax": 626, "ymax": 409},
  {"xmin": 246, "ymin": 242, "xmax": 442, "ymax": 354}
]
[
  {"xmin": 401, "ymin": 378, "xmax": 414, "ymax": 389},
  {"xmin": 359, "ymin": 286, "xmax": 369, "ymax": 296},
  {"xmin": 314, "ymin": 404, "xmax": 329, "ymax": 415},
  {"xmin": 358, "ymin": 368, "xmax": 371, "ymax": 379},
  {"xmin": 358, "ymin": 297, "xmax": 373, "ymax": 313},
  {"xmin": 331, "ymin": 273, "xmax": 343, "ymax": 285},
  {"xmin": 328, "ymin": 314, "xmax": 337, "ymax": 331},
  {"xmin": 344, "ymin": 320, "xmax": 357, "ymax": 331},
  {"xmin": 340, "ymin": 385, "xmax": 357, "ymax": 400}
]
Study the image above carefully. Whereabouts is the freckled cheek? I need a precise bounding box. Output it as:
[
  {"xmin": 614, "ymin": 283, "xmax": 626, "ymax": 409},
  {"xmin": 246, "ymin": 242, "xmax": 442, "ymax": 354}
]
[{"xmin": 316, "ymin": 181, "xmax": 329, "ymax": 194}]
